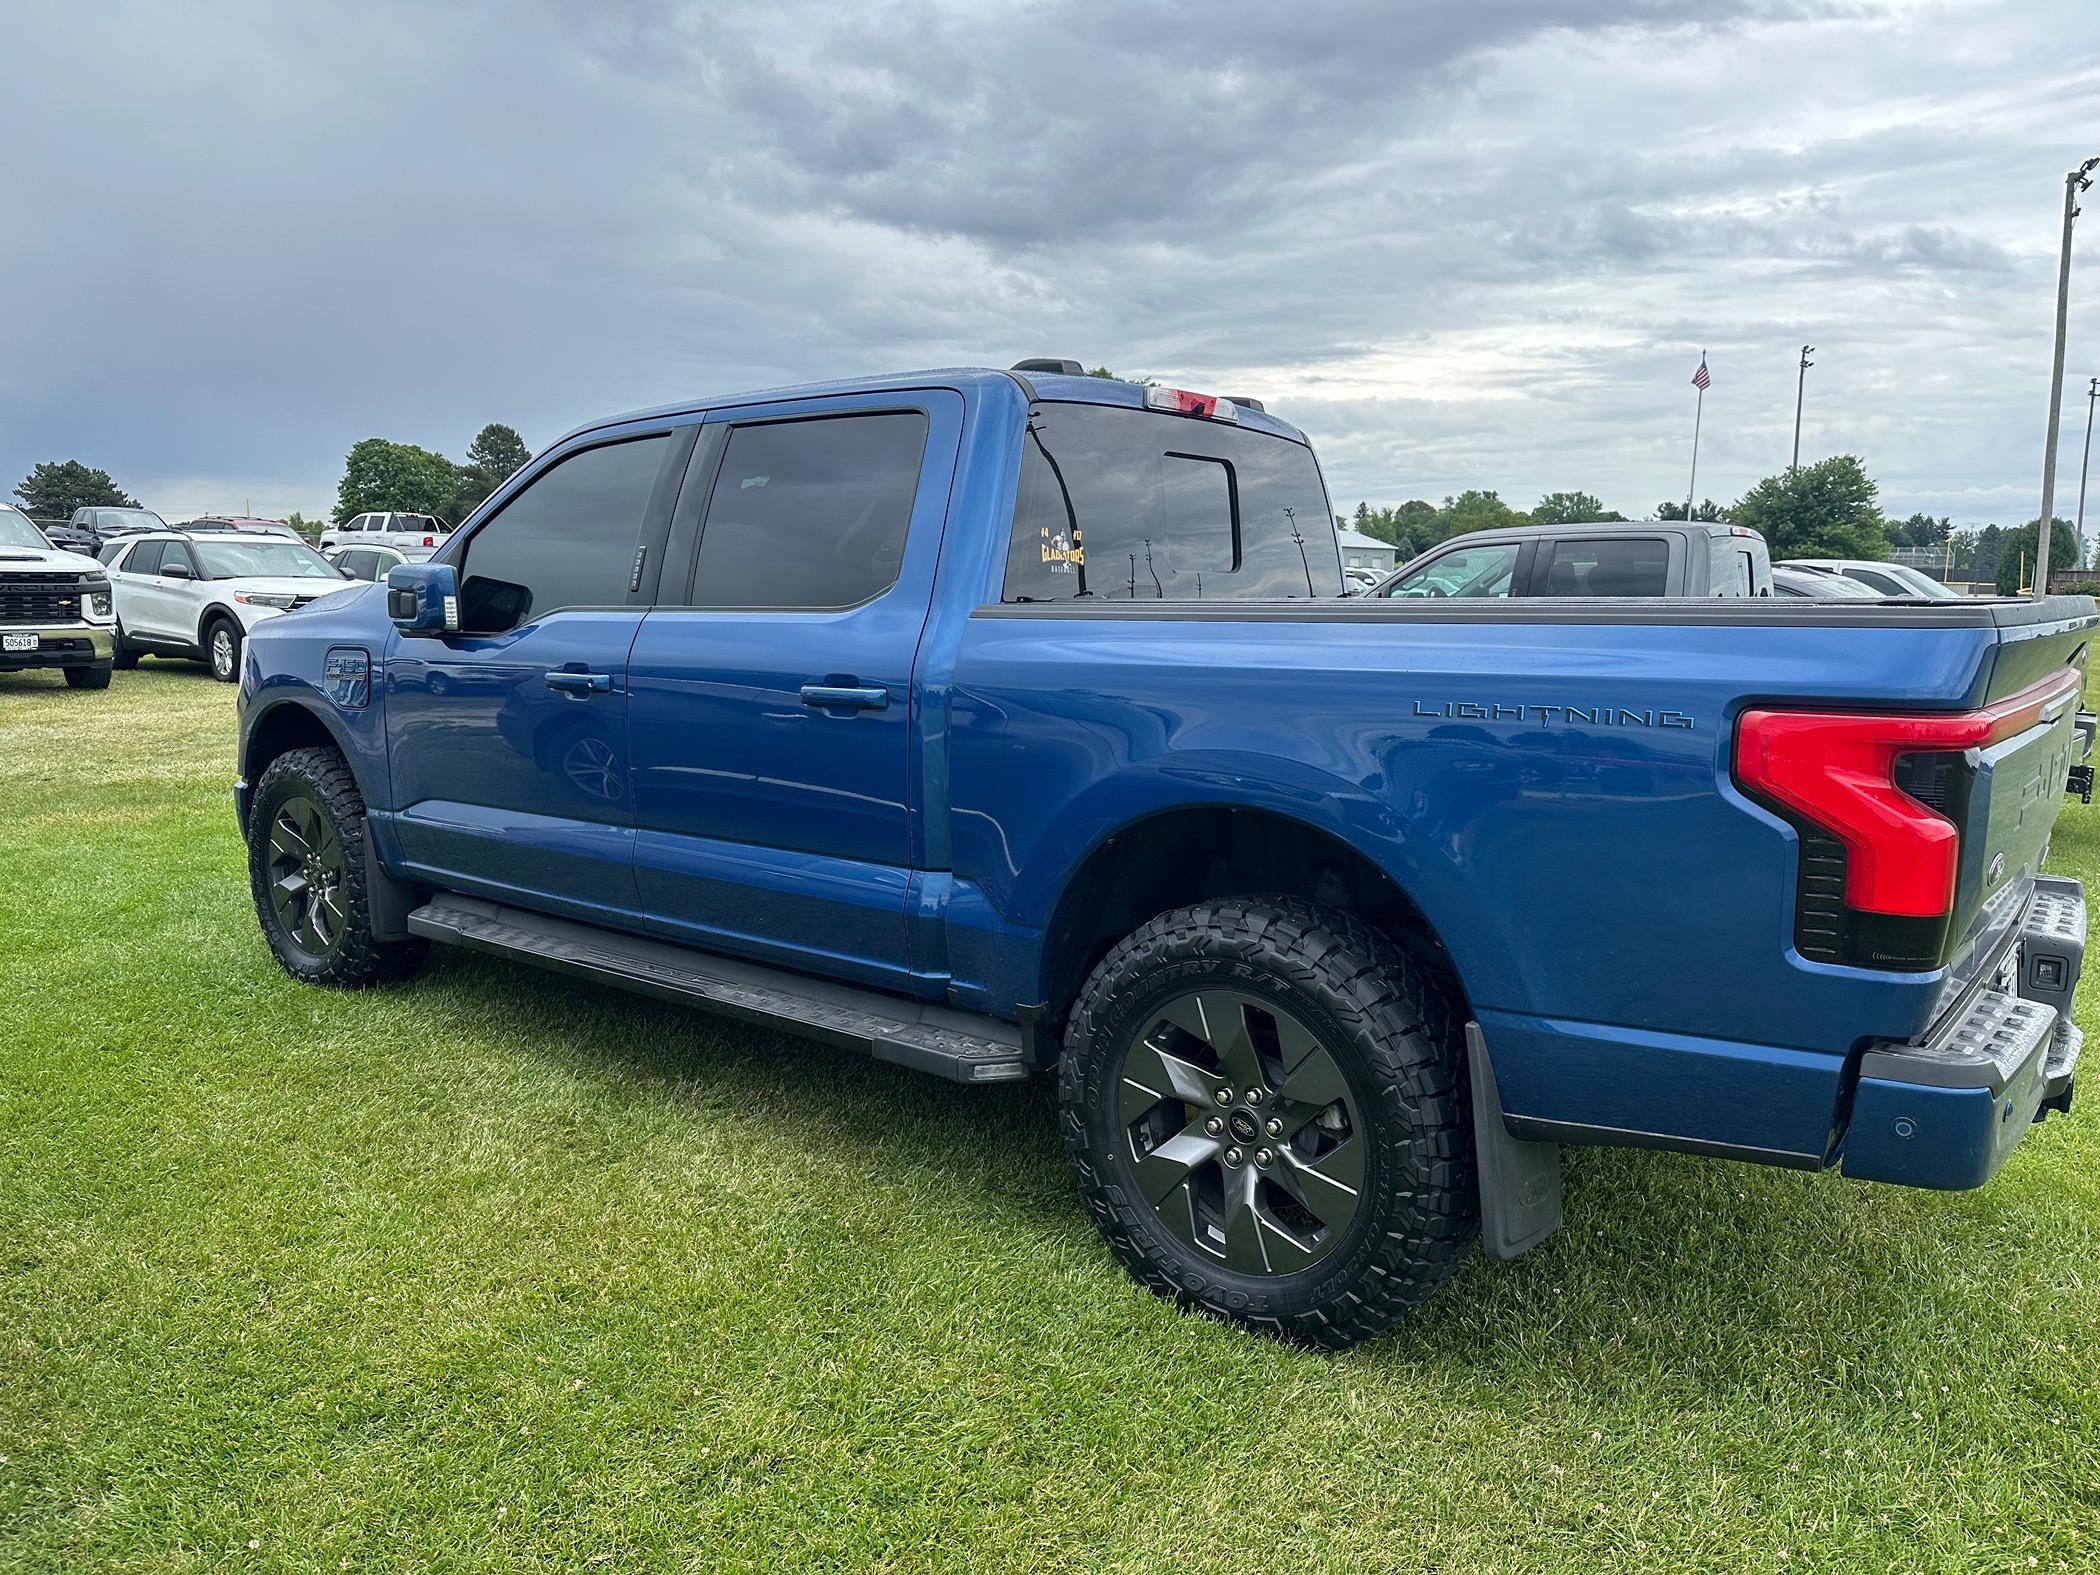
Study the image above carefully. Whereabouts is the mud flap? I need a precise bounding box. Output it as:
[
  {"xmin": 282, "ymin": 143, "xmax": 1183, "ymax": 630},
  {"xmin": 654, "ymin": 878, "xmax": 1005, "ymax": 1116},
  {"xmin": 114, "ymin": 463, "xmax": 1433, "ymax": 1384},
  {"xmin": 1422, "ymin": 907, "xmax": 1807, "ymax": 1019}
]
[{"xmin": 1467, "ymin": 1022, "xmax": 1564, "ymax": 1261}]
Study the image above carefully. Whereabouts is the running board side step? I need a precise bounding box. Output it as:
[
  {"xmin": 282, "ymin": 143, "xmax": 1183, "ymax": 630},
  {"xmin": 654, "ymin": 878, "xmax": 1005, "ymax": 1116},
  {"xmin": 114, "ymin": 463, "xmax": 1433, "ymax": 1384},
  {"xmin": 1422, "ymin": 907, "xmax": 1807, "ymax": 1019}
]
[{"xmin": 406, "ymin": 896, "xmax": 1029, "ymax": 1084}]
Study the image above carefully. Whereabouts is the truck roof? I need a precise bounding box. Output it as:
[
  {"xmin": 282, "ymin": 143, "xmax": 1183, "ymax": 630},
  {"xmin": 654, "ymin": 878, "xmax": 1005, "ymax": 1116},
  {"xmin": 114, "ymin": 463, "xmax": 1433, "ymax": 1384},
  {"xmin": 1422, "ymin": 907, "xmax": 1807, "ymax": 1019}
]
[{"xmin": 557, "ymin": 366, "xmax": 1313, "ymax": 453}]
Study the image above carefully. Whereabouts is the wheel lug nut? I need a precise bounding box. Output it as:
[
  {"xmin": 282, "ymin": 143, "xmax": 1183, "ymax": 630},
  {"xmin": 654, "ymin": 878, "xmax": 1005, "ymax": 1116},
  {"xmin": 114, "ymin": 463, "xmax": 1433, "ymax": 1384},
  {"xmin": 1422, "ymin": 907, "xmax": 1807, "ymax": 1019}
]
[
  {"xmin": 1223, "ymin": 1147, "xmax": 1244, "ymax": 1167},
  {"xmin": 1264, "ymin": 1117, "xmax": 1282, "ymax": 1138},
  {"xmin": 1255, "ymin": 1148, "xmax": 1274, "ymax": 1168},
  {"xmin": 1214, "ymin": 1088, "xmax": 1234, "ymax": 1107},
  {"xmin": 1246, "ymin": 1087, "xmax": 1265, "ymax": 1106},
  {"xmin": 1203, "ymin": 1115, "xmax": 1224, "ymax": 1136}
]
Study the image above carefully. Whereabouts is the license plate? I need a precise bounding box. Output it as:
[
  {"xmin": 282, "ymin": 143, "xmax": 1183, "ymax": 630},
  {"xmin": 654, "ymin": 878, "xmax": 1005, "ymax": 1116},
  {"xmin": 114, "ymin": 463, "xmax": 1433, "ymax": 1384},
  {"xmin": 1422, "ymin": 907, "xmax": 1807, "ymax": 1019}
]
[{"xmin": 1, "ymin": 633, "xmax": 37, "ymax": 652}]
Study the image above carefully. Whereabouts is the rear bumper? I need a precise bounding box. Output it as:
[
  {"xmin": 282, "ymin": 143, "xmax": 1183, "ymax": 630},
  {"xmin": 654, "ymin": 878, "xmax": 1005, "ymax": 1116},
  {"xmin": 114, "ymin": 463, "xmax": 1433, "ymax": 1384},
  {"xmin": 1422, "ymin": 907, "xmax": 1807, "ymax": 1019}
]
[
  {"xmin": 0, "ymin": 624, "xmax": 114, "ymax": 669},
  {"xmin": 1842, "ymin": 874, "xmax": 2084, "ymax": 1189}
]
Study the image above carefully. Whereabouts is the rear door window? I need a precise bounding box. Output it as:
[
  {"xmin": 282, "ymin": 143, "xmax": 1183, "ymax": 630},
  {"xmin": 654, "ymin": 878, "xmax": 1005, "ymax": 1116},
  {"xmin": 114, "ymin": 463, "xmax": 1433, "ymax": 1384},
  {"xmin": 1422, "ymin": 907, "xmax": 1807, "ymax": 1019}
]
[
  {"xmin": 686, "ymin": 411, "xmax": 927, "ymax": 610},
  {"xmin": 1539, "ymin": 537, "xmax": 1670, "ymax": 597},
  {"xmin": 123, "ymin": 541, "xmax": 165, "ymax": 575},
  {"xmin": 1002, "ymin": 401, "xmax": 1338, "ymax": 601}
]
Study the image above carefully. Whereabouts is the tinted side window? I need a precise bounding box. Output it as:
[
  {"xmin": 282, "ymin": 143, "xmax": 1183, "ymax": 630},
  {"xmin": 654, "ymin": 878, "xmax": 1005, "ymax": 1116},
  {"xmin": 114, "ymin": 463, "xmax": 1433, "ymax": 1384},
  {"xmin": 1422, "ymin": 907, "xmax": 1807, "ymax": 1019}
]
[
  {"xmin": 1003, "ymin": 402, "xmax": 1338, "ymax": 601},
  {"xmin": 689, "ymin": 412, "xmax": 927, "ymax": 609},
  {"xmin": 124, "ymin": 541, "xmax": 165, "ymax": 575},
  {"xmin": 456, "ymin": 435, "xmax": 670, "ymax": 632},
  {"xmin": 1540, "ymin": 537, "xmax": 1669, "ymax": 597},
  {"xmin": 1846, "ymin": 568, "xmax": 1905, "ymax": 595}
]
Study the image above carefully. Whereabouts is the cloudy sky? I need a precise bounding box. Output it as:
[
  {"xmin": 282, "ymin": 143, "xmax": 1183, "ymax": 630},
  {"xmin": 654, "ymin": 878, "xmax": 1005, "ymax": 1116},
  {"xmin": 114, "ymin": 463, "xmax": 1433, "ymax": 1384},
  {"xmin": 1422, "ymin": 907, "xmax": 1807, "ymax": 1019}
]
[{"xmin": 4, "ymin": 0, "xmax": 2098, "ymax": 525}]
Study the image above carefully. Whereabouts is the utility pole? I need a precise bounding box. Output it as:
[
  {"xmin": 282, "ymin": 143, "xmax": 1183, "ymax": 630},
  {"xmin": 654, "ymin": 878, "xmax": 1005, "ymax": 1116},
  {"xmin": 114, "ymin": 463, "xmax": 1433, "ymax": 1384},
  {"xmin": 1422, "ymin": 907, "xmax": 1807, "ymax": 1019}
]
[
  {"xmin": 2036, "ymin": 156, "xmax": 2099, "ymax": 599},
  {"xmin": 1791, "ymin": 346, "xmax": 1814, "ymax": 471},
  {"xmin": 2078, "ymin": 375, "xmax": 2099, "ymax": 572}
]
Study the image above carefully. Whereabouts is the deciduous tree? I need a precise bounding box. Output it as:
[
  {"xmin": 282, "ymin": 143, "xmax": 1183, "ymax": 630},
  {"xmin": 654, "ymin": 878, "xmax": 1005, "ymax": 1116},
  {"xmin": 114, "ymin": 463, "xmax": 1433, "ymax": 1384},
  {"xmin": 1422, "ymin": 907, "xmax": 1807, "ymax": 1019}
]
[
  {"xmin": 1727, "ymin": 456, "xmax": 1887, "ymax": 560},
  {"xmin": 335, "ymin": 438, "xmax": 460, "ymax": 526}
]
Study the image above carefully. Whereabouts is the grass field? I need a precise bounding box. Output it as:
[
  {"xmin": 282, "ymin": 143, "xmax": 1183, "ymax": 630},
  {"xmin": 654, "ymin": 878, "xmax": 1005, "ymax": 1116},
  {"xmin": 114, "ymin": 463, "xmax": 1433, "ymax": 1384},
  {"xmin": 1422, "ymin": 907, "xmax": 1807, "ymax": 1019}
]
[{"xmin": 3, "ymin": 661, "xmax": 2097, "ymax": 1573}]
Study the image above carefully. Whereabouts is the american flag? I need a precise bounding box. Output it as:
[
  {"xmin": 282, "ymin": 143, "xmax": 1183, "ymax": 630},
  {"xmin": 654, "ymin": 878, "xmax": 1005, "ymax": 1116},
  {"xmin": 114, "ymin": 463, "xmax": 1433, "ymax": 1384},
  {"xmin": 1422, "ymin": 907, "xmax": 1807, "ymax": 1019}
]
[{"xmin": 1691, "ymin": 354, "xmax": 1711, "ymax": 391}]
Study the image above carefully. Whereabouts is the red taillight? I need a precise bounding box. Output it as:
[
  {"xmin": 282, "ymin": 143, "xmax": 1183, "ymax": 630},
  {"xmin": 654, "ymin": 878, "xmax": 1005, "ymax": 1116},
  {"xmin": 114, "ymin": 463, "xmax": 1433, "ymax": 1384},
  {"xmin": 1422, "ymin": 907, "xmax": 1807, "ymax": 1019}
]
[
  {"xmin": 422, "ymin": 536, "xmax": 435, "ymax": 546},
  {"xmin": 1143, "ymin": 385, "xmax": 1238, "ymax": 422},
  {"xmin": 1735, "ymin": 668, "xmax": 2080, "ymax": 918}
]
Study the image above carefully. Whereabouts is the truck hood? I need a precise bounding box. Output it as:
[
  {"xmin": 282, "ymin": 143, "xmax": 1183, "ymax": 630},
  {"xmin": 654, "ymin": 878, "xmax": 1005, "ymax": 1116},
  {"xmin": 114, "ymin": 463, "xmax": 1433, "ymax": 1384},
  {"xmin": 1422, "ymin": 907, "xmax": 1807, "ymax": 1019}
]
[
  {"xmin": 219, "ymin": 575, "xmax": 359, "ymax": 600},
  {"xmin": 0, "ymin": 546, "xmax": 104, "ymax": 575}
]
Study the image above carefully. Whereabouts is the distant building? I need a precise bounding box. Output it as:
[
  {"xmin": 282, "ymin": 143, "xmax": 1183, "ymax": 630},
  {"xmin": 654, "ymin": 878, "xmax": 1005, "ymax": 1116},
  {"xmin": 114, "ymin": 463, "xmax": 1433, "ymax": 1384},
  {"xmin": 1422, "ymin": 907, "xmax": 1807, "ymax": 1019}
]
[{"xmin": 1336, "ymin": 526, "xmax": 1398, "ymax": 574}]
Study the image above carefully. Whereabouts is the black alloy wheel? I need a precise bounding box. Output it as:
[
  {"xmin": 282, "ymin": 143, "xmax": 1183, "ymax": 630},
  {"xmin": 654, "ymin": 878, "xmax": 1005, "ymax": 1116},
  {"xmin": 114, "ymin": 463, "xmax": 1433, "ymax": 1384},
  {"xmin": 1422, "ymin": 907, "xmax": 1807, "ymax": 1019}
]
[
  {"xmin": 1116, "ymin": 987, "xmax": 1364, "ymax": 1275},
  {"xmin": 263, "ymin": 792, "xmax": 349, "ymax": 958}
]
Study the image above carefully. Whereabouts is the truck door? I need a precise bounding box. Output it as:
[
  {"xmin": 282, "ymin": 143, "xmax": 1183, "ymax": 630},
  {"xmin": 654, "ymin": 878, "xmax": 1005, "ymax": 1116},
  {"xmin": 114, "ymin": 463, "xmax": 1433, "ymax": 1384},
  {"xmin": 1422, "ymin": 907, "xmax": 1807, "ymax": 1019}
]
[
  {"xmin": 624, "ymin": 390, "xmax": 964, "ymax": 993},
  {"xmin": 382, "ymin": 428, "xmax": 691, "ymax": 915}
]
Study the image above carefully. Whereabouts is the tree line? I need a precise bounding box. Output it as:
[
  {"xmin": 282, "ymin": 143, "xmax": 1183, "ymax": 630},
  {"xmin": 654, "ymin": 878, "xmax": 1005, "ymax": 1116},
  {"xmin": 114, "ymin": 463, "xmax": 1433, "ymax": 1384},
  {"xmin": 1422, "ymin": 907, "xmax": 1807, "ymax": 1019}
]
[
  {"xmin": 10, "ymin": 423, "xmax": 533, "ymax": 537},
  {"xmin": 1339, "ymin": 454, "xmax": 2083, "ymax": 593}
]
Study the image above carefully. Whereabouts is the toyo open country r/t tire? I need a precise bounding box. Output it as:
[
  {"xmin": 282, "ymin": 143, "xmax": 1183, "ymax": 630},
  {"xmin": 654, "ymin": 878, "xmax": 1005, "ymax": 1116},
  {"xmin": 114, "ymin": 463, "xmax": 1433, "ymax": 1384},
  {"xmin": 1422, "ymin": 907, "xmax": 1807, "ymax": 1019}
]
[
  {"xmin": 1061, "ymin": 896, "xmax": 1478, "ymax": 1348},
  {"xmin": 247, "ymin": 746, "xmax": 426, "ymax": 988}
]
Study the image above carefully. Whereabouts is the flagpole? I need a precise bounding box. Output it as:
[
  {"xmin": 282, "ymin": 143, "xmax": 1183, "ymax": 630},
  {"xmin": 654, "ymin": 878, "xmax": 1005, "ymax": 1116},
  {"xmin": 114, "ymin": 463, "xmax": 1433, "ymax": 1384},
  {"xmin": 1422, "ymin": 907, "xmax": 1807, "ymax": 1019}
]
[{"xmin": 1687, "ymin": 384, "xmax": 1704, "ymax": 520}]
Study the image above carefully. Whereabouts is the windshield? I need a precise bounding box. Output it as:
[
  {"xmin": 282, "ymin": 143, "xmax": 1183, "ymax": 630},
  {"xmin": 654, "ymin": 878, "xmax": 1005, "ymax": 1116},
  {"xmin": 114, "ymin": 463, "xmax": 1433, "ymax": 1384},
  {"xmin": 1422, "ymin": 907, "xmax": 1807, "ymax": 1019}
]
[
  {"xmin": 1889, "ymin": 564, "xmax": 1961, "ymax": 599},
  {"xmin": 101, "ymin": 508, "xmax": 168, "ymax": 529},
  {"xmin": 192, "ymin": 539, "xmax": 345, "ymax": 580},
  {"xmin": 0, "ymin": 506, "xmax": 49, "ymax": 550}
]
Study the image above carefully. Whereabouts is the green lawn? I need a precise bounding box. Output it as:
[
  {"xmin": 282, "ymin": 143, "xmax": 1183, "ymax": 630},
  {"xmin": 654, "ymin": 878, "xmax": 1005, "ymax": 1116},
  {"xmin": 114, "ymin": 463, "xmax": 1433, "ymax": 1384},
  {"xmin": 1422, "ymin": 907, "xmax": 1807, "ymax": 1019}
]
[{"xmin": 3, "ymin": 662, "xmax": 2097, "ymax": 1573}]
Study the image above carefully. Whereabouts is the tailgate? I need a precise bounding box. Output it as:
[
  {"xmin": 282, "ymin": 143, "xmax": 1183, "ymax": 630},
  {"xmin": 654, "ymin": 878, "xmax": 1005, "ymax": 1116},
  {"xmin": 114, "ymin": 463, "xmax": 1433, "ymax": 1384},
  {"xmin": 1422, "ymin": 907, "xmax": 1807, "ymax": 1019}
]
[{"xmin": 1934, "ymin": 600, "xmax": 2095, "ymax": 1012}]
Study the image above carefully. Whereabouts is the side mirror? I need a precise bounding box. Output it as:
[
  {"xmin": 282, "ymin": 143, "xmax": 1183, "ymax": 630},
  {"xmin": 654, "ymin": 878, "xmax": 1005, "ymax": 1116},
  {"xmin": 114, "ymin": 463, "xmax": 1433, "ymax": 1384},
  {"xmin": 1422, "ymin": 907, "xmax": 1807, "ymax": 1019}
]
[
  {"xmin": 163, "ymin": 561, "xmax": 193, "ymax": 580},
  {"xmin": 387, "ymin": 561, "xmax": 459, "ymax": 635}
]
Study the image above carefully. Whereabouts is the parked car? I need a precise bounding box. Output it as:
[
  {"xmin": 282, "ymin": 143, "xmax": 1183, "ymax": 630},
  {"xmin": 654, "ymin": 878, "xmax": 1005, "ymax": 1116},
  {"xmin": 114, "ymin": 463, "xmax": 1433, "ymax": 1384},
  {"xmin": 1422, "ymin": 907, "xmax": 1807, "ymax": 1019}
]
[
  {"xmin": 1781, "ymin": 558, "xmax": 1962, "ymax": 600},
  {"xmin": 1771, "ymin": 564, "xmax": 1885, "ymax": 599},
  {"xmin": 235, "ymin": 363, "xmax": 2090, "ymax": 1347},
  {"xmin": 33, "ymin": 517, "xmax": 99, "ymax": 556},
  {"xmin": 106, "ymin": 530, "xmax": 351, "ymax": 681},
  {"xmin": 0, "ymin": 503, "xmax": 116, "ymax": 688},
  {"xmin": 325, "ymin": 543, "xmax": 434, "ymax": 582},
  {"xmin": 186, "ymin": 515, "xmax": 303, "ymax": 540},
  {"xmin": 318, "ymin": 511, "xmax": 450, "ymax": 554},
  {"xmin": 60, "ymin": 505, "xmax": 170, "ymax": 557},
  {"xmin": 1376, "ymin": 519, "xmax": 1772, "ymax": 599}
]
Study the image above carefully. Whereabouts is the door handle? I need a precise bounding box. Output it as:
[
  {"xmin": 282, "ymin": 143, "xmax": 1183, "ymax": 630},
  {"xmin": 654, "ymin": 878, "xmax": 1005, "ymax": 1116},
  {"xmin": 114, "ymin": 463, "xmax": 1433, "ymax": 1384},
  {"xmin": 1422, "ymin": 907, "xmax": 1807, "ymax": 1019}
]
[
  {"xmin": 800, "ymin": 683, "xmax": 889, "ymax": 711},
  {"xmin": 545, "ymin": 670, "xmax": 613, "ymax": 696}
]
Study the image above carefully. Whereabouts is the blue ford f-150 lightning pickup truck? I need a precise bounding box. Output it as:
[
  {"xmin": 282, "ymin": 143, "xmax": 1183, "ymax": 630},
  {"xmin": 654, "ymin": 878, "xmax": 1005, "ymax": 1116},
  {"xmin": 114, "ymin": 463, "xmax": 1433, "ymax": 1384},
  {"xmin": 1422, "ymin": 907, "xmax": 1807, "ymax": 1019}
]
[{"xmin": 234, "ymin": 361, "xmax": 2092, "ymax": 1347}]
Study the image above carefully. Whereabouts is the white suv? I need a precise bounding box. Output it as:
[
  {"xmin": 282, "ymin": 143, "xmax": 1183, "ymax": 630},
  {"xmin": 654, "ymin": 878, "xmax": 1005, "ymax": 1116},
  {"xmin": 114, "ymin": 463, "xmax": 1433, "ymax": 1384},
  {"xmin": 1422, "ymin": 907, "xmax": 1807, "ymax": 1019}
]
[
  {"xmin": 106, "ymin": 531, "xmax": 355, "ymax": 682},
  {"xmin": 318, "ymin": 511, "xmax": 451, "ymax": 554}
]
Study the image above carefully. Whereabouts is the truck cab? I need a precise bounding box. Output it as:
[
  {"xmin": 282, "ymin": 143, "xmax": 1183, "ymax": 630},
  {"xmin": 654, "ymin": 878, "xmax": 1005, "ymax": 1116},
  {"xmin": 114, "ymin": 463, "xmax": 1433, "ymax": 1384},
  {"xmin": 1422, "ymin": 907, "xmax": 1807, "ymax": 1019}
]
[{"xmin": 1378, "ymin": 519, "xmax": 1772, "ymax": 599}]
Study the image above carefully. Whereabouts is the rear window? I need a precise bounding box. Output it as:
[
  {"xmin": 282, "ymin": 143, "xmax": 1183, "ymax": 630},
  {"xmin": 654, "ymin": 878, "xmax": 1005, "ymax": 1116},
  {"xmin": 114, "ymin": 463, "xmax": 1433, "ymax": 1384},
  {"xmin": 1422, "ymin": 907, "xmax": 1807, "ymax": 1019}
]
[
  {"xmin": 1540, "ymin": 536, "xmax": 1669, "ymax": 597},
  {"xmin": 1002, "ymin": 402, "xmax": 1338, "ymax": 601}
]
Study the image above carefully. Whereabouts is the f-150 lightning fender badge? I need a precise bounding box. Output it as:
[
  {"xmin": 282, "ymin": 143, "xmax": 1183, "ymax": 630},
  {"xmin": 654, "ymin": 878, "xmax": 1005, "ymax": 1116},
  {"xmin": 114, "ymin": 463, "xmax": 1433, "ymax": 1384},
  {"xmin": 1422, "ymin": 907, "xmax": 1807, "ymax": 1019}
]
[{"xmin": 1411, "ymin": 699, "xmax": 1694, "ymax": 729}]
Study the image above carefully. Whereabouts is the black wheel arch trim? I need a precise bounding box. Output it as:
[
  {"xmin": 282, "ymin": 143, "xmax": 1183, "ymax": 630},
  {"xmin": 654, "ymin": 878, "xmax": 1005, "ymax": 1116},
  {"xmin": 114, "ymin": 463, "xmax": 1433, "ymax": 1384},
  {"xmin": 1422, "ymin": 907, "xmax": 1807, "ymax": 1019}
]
[{"xmin": 244, "ymin": 703, "xmax": 417, "ymax": 942}]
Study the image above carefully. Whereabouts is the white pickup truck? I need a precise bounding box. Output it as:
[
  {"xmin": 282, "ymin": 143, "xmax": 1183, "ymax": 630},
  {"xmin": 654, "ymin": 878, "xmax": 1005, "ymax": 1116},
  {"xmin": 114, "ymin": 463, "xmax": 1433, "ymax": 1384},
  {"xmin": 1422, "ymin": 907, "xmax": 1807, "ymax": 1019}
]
[
  {"xmin": 0, "ymin": 504, "xmax": 117, "ymax": 689},
  {"xmin": 317, "ymin": 511, "xmax": 451, "ymax": 554}
]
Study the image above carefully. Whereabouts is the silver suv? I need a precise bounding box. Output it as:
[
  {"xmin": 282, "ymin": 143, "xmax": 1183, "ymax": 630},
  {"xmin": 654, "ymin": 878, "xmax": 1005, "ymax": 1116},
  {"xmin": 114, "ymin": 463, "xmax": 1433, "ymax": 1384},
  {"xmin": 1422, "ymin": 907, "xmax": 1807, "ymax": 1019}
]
[{"xmin": 106, "ymin": 531, "xmax": 353, "ymax": 681}]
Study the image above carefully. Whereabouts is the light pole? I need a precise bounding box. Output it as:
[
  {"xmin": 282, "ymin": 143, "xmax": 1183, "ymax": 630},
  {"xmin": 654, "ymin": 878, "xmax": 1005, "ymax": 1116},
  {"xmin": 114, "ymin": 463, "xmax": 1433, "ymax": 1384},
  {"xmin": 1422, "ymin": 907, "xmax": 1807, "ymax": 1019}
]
[
  {"xmin": 2036, "ymin": 156, "xmax": 2099, "ymax": 598},
  {"xmin": 1792, "ymin": 345, "xmax": 1814, "ymax": 471},
  {"xmin": 2078, "ymin": 375, "xmax": 2098, "ymax": 572}
]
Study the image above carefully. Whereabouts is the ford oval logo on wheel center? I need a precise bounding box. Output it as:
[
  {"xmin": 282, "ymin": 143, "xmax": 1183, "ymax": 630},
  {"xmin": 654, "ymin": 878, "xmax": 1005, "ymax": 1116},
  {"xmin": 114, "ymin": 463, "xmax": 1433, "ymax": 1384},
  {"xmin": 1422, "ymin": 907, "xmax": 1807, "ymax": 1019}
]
[{"xmin": 1227, "ymin": 1109, "xmax": 1261, "ymax": 1143}]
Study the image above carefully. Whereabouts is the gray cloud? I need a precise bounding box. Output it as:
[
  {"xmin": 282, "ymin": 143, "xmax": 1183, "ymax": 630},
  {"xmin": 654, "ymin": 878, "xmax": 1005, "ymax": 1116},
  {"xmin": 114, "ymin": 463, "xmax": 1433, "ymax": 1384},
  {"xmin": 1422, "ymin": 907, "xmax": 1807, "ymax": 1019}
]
[{"xmin": 1, "ymin": 0, "xmax": 2096, "ymax": 526}]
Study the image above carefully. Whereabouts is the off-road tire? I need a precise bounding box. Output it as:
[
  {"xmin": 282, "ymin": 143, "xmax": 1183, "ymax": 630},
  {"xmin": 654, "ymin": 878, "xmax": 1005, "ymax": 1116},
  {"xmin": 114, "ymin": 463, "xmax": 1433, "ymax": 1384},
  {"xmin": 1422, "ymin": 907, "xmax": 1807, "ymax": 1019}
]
[
  {"xmin": 1061, "ymin": 895, "xmax": 1477, "ymax": 1348},
  {"xmin": 247, "ymin": 745, "xmax": 427, "ymax": 988},
  {"xmin": 64, "ymin": 663, "xmax": 113, "ymax": 690},
  {"xmin": 205, "ymin": 616, "xmax": 241, "ymax": 682}
]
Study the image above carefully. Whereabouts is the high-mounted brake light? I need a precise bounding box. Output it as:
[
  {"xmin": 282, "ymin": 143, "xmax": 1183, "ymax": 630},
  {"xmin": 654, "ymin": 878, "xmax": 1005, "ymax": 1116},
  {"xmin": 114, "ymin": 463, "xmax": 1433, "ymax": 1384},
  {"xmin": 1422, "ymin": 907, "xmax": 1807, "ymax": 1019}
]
[
  {"xmin": 1143, "ymin": 385, "xmax": 1239, "ymax": 422},
  {"xmin": 1735, "ymin": 667, "xmax": 2081, "ymax": 920}
]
